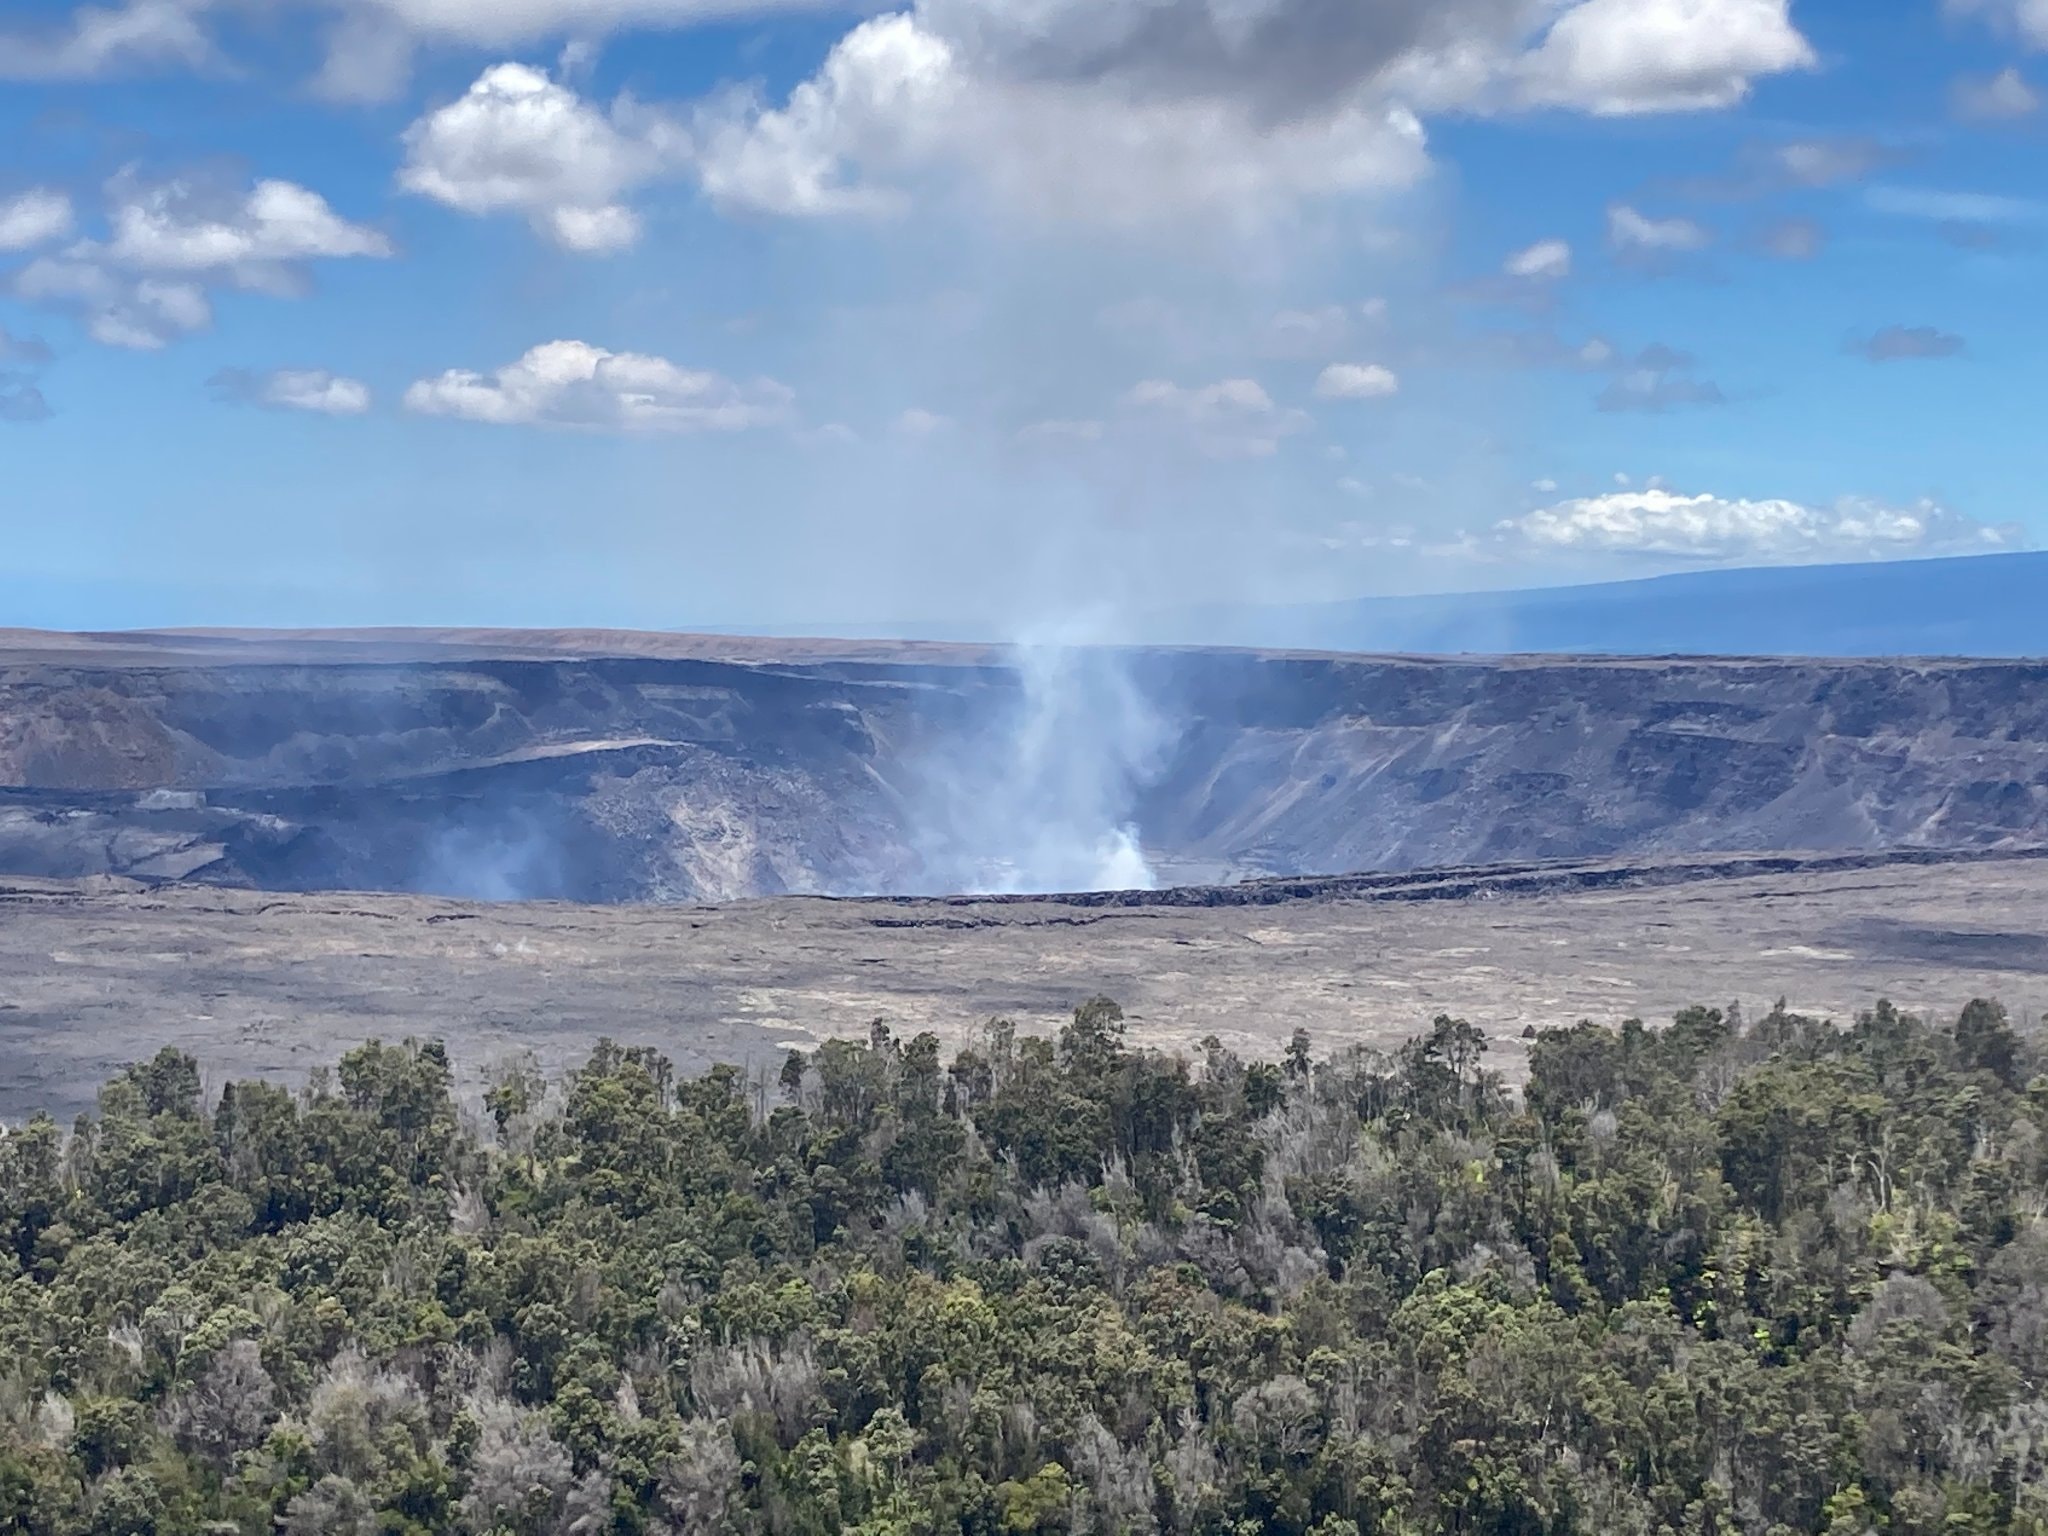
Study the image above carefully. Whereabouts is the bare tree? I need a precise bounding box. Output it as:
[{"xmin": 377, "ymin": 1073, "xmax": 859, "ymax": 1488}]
[
  {"xmin": 458, "ymin": 1397, "xmax": 578, "ymax": 1536},
  {"xmin": 279, "ymin": 1474, "xmax": 378, "ymax": 1536},
  {"xmin": 651, "ymin": 1417, "xmax": 742, "ymax": 1535},
  {"xmin": 165, "ymin": 1338, "xmax": 276, "ymax": 1470}
]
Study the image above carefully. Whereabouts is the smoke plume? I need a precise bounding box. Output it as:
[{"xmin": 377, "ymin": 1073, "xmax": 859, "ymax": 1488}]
[{"xmin": 903, "ymin": 627, "xmax": 1177, "ymax": 894}]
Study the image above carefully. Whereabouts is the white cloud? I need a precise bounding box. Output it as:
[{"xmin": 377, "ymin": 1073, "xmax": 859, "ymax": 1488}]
[
  {"xmin": 1519, "ymin": 0, "xmax": 1814, "ymax": 114},
  {"xmin": 11, "ymin": 172, "xmax": 392, "ymax": 348},
  {"xmin": 1952, "ymin": 67, "xmax": 2042, "ymax": 120},
  {"xmin": 14, "ymin": 0, "xmax": 1816, "ymax": 240},
  {"xmin": 1608, "ymin": 202, "xmax": 1711, "ymax": 255},
  {"xmin": 1946, "ymin": 0, "xmax": 2048, "ymax": 50},
  {"xmin": 102, "ymin": 173, "xmax": 393, "ymax": 270},
  {"xmin": 690, "ymin": 17, "xmax": 975, "ymax": 217},
  {"xmin": 1503, "ymin": 237, "xmax": 1571, "ymax": 279},
  {"xmin": 893, "ymin": 406, "xmax": 949, "ymax": 435},
  {"xmin": 1124, "ymin": 377, "xmax": 1308, "ymax": 458},
  {"xmin": 399, "ymin": 62, "xmax": 687, "ymax": 252},
  {"xmin": 687, "ymin": 0, "xmax": 1812, "ymax": 230},
  {"xmin": 8, "ymin": 0, "xmax": 1822, "ymax": 192},
  {"xmin": 1768, "ymin": 138, "xmax": 1888, "ymax": 187},
  {"xmin": 0, "ymin": 189, "xmax": 75, "ymax": 251},
  {"xmin": 404, "ymin": 339, "xmax": 793, "ymax": 432},
  {"xmin": 1496, "ymin": 486, "xmax": 2021, "ymax": 563},
  {"xmin": 1314, "ymin": 362, "xmax": 1400, "ymax": 400},
  {"xmin": 14, "ymin": 259, "xmax": 211, "ymax": 349},
  {"xmin": 0, "ymin": 0, "xmax": 215, "ymax": 81},
  {"xmin": 690, "ymin": 13, "xmax": 1432, "ymax": 228},
  {"xmin": 266, "ymin": 369, "xmax": 372, "ymax": 414},
  {"xmin": 212, "ymin": 367, "xmax": 374, "ymax": 414},
  {"xmin": 311, "ymin": 9, "xmax": 420, "ymax": 102}
]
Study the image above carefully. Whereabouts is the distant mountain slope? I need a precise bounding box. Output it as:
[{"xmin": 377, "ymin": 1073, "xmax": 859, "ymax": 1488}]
[{"xmin": 1169, "ymin": 551, "xmax": 2048, "ymax": 658}]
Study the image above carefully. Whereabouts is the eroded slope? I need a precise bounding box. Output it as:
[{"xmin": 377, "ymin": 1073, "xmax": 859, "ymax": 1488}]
[{"xmin": 1, "ymin": 634, "xmax": 2045, "ymax": 898}]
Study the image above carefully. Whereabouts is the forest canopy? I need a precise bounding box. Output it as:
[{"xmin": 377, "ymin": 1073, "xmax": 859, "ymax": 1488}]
[{"xmin": 0, "ymin": 995, "xmax": 2044, "ymax": 1535}]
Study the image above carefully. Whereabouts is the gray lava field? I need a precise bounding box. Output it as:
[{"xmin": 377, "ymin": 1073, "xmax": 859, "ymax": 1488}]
[
  {"xmin": 5, "ymin": 627, "xmax": 2047, "ymax": 1118},
  {"xmin": 6, "ymin": 847, "xmax": 2048, "ymax": 1118}
]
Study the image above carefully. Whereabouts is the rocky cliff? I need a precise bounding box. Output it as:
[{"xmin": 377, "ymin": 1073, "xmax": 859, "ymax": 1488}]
[{"xmin": 1, "ymin": 631, "xmax": 2044, "ymax": 899}]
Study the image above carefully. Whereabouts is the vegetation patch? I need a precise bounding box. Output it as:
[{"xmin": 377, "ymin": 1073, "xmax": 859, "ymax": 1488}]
[{"xmin": 0, "ymin": 996, "xmax": 2043, "ymax": 1534}]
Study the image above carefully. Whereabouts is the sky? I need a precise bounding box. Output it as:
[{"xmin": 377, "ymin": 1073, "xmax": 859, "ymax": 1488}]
[{"xmin": 0, "ymin": 0, "xmax": 2044, "ymax": 633}]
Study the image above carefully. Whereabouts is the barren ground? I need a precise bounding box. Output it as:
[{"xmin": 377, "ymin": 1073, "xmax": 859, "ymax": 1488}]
[{"xmin": 4, "ymin": 847, "xmax": 2046, "ymax": 1119}]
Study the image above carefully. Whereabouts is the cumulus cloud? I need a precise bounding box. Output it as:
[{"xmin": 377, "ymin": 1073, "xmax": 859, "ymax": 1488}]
[
  {"xmin": 1851, "ymin": 325, "xmax": 1967, "ymax": 362},
  {"xmin": 690, "ymin": 0, "xmax": 1814, "ymax": 229},
  {"xmin": 13, "ymin": 0, "xmax": 1819, "ymax": 241},
  {"xmin": 1497, "ymin": 485, "xmax": 2022, "ymax": 563},
  {"xmin": 1313, "ymin": 362, "xmax": 1400, "ymax": 399},
  {"xmin": 12, "ymin": 171, "xmax": 392, "ymax": 348},
  {"xmin": 1503, "ymin": 237, "xmax": 1572, "ymax": 279},
  {"xmin": 0, "ymin": 0, "xmax": 216, "ymax": 80},
  {"xmin": 690, "ymin": 12, "xmax": 1433, "ymax": 228},
  {"xmin": 100, "ymin": 173, "xmax": 393, "ymax": 270},
  {"xmin": 1124, "ymin": 377, "xmax": 1308, "ymax": 458},
  {"xmin": 1594, "ymin": 344, "xmax": 1726, "ymax": 413},
  {"xmin": 1952, "ymin": 67, "xmax": 2042, "ymax": 120},
  {"xmin": 0, "ymin": 189, "xmax": 76, "ymax": 251},
  {"xmin": 404, "ymin": 339, "xmax": 793, "ymax": 432},
  {"xmin": 210, "ymin": 367, "xmax": 374, "ymax": 415},
  {"xmin": 1518, "ymin": 0, "xmax": 1813, "ymax": 114},
  {"xmin": 1608, "ymin": 203, "xmax": 1712, "ymax": 258},
  {"xmin": 399, "ymin": 63, "xmax": 687, "ymax": 252}
]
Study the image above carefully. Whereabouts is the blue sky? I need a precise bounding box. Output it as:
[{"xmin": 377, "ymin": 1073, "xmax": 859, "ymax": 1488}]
[{"xmin": 0, "ymin": 0, "xmax": 2043, "ymax": 633}]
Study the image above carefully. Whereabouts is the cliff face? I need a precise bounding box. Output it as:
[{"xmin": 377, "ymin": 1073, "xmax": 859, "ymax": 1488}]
[
  {"xmin": 2, "ymin": 636, "xmax": 2045, "ymax": 899},
  {"xmin": 1126, "ymin": 653, "xmax": 2048, "ymax": 877}
]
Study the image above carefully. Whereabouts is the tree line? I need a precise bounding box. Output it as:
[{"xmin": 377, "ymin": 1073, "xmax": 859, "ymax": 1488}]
[{"xmin": 0, "ymin": 993, "xmax": 2043, "ymax": 1534}]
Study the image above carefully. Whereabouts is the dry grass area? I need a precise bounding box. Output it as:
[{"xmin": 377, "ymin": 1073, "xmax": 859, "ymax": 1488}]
[{"xmin": 3, "ymin": 849, "xmax": 2046, "ymax": 1119}]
